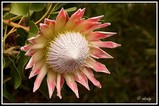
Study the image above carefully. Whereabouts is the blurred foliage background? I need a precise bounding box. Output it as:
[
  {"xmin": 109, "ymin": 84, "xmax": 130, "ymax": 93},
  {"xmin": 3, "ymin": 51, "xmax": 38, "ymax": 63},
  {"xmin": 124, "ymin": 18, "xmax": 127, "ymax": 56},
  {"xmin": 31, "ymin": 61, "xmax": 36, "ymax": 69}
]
[{"xmin": 2, "ymin": 2, "xmax": 156, "ymax": 103}]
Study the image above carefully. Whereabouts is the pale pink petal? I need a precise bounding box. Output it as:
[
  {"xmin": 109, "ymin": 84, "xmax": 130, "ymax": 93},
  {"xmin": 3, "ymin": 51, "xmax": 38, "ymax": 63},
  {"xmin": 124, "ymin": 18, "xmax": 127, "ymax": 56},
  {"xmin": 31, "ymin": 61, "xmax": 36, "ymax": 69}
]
[
  {"xmin": 44, "ymin": 18, "xmax": 55, "ymax": 25},
  {"xmin": 84, "ymin": 57, "xmax": 110, "ymax": 74},
  {"xmin": 21, "ymin": 43, "xmax": 45, "ymax": 52},
  {"xmin": 25, "ymin": 49, "xmax": 36, "ymax": 56},
  {"xmin": 25, "ymin": 56, "xmax": 34, "ymax": 69},
  {"xmin": 64, "ymin": 8, "xmax": 85, "ymax": 30},
  {"xmin": 91, "ymin": 41, "xmax": 121, "ymax": 48},
  {"xmin": 33, "ymin": 64, "xmax": 47, "ymax": 92},
  {"xmin": 55, "ymin": 8, "xmax": 69, "ymax": 33},
  {"xmin": 69, "ymin": 8, "xmax": 85, "ymax": 21},
  {"xmin": 82, "ymin": 67, "xmax": 102, "ymax": 88},
  {"xmin": 29, "ymin": 60, "xmax": 44, "ymax": 79},
  {"xmin": 56, "ymin": 73, "xmax": 64, "ymax": 99},
  {"xmin": 30, "ymin": 43, "xmax": 45, "ymax": 49},
  {"xmin": 40, "ymin": 23, "xmax": 48, "ymax": 33},
  {"xmin": 64, "ymin": 73, "xmax": 79, "ymax": 98},
  {"xmin": 28, "ymin": 35, "xmax": 47, "ymax": 44},
  {"xmin": 86, "ymin": 15, "xmax": 104, "ymax": 23},
  {"xmin": 20, "ymin": 45, "xmax": 32, "ymax": 51},
  {"xmin": 73, "ymin": 15, "xmax": 103, "ymax": 32},
  {"xmin": 47, "ymin": 71, "xmax": 56, "ymax": 98},
  {"xmin": 82, "ymin": 23, "xmax": 111, "ymax": 35},
  {"xmin": 25, "ymin": 50, "xmax": 44, "ymax": 69},
  {"xmin": 97, "ymin": 23, "xmax": 111, "ymax": 29},
  {"xmin": 90, "ymin": 47, "xmax": 113, "ymax": 59},
  {"xmin": 40, "ymin": 23, "xmax": 55, "ymax": 38},
  {"xmin": 28, "ymin": 37, "xmax": 36, "ymax": 44},
  {"xmin": 86, "ymin": 31, "xmax": 117, "ymax": 41},
  {"xmin": 74, "ymin": 70, "xmax": 90, "ymax": 90},
  {"xmin": 75, "ymin": 21, "xmax": 100, "ymax": 33}
]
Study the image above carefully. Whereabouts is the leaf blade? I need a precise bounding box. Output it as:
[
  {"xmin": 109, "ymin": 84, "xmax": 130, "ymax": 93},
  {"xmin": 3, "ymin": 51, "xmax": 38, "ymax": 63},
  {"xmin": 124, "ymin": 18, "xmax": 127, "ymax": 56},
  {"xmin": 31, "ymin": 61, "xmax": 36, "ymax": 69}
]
[
  {"xmin": 9, "ymin": 57, "xmax": 22, "ymax": 89},
  {"xmin": 27, "ymin": 21, "xmax": 38, "ymax": 38},
  {"xmin": 29, "ymin": 3, "xmax": 46, "ymax": 12},
  {"xmin": 10, "ymin": 3, "xmax": 30, "ymax": 16}
]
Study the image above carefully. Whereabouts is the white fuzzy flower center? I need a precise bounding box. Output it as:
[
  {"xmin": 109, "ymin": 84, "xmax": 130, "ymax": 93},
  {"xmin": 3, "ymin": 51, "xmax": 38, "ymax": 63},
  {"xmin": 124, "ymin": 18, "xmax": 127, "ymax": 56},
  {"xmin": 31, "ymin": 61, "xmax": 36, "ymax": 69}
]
[{"xmin": 46, "ymin": 32, "xmax": 89, "ymax": 73}]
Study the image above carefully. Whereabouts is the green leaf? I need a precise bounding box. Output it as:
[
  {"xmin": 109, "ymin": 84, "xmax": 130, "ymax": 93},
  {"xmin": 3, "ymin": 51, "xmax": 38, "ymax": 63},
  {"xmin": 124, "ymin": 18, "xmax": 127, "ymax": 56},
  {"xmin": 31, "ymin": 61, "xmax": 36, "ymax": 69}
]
[
  {"xmin": 3, "ymin": 57, "xmax": 11, "ymax": 69},
  {"xmin": 3, "ymin": 57, "xmax": 5, "ymax": 69},
  {"xmin": 52, "ymin": 7, "xmax": 77, "ymax": 14},
  {"xmin": 145, "ymin": 49, "xmax": 156, "ymax": 55},
  {"xmin": 17, "ymin": 51, "xmax": 29, "ymax": 79},
  {"xmin": 38, "ymin": 78, "xmax": 49, "ymax": 100},
  {"xmin": 30, "ymin": 3, "xmax": 46, "ymax": 12},
  {"xmin": 63, "ymin": 7, "xmax": 77, "ymax": 13},
  {"xmin": 27, "ymin": 21, "xmax": 38, "ymax": 38},
  {"xmin": 3, "ymin": 77, "xmax": 12, "ymax": 84},
  {"xmin": 10, "ymin": 3, "xmax": 30, "ymax": 16},
  {"xmin": 9, "ymin": 57, "xmax": 22, "ymax": 89},
  {"xmin": 53, "ymin": 3, "xmax": 67, "ymax": 12},
  {"xmin": 16, "ymin": 28, "xmax": 28, "ymax": 46},
  {"xmin": 3, "ymin": 84, "xmax": 15, "ymax": 102},
  {"xmin": 3, "ymin": 12, "xmax": 16, "ymax": 20}
]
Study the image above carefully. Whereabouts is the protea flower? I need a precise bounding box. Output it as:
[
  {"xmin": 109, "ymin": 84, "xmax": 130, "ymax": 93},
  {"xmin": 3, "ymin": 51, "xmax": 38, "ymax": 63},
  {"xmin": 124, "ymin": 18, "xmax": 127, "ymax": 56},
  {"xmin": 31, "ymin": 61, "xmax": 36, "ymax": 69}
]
[{"xmin": 21, "ymin": 8, "xmax": 121, "ymax": 99}]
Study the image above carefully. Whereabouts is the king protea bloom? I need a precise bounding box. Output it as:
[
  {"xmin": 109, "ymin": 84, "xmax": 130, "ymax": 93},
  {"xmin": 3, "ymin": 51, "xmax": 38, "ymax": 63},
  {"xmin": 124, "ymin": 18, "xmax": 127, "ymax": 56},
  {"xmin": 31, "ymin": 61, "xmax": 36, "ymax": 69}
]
[{"xmin": 21, "ymin": 8, "xmax": 121, "ymax": 99}]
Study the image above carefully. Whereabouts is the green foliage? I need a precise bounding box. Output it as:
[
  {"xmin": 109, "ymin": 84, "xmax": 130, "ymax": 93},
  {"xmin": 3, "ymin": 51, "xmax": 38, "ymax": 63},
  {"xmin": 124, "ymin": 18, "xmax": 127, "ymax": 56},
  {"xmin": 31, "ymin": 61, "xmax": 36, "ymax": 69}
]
[
  {"xmin": 10, "ymin": 3, "xmax": 30, "ymax": 16},
  {"xmin": 10, "ymin": 3, "xmax": 46, "ymax": 17},
  {"xmin": 16, "ymin": 51, "xmax": 30, "ymax": 79},
  {"xmin": 9, "ymin": 57, "xmax": 22, "ymax": 89},
  {"xmin": 16, "ymin": 28, "xmax": 28, "ymax": 46},
  {"xmin": 27, "ymin": 21, "xmax": 38, "ymax": 38},
  {"xmin": 52, "ymin": 7, "xmax": 77, "ymax": 14},
  {"xmin": 30, "ymin": 3, "xmax": 46, "ymax": 12},
  {"xmin": 3, "ymin": 84, "xmax": 15, "ymax": 102}
]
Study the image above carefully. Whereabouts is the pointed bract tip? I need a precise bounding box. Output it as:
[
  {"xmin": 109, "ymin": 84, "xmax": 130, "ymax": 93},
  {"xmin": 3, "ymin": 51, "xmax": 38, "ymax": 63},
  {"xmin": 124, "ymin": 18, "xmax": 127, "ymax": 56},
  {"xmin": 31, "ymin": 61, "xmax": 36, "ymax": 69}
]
[
  {"xmin": 20, "ymin": 47, "xmax": 24, "ymax": 51},
  {"xmin": 82, "ymin": 8, "xmax": 86, "ymax": 11},
  {"xmin": 75, "ymin": 90, "xmax": 79, "ymax": 98},
  {"xmin": 97, "ymin": 15, "xmax": 104, "ymax": 19},
  {"xmin": 106, "ymin": 71, "xmax": 111, "ymax": 74},
  {"xmin": 49, "ymin": 94, "xmax": 52, "ymax": 99},
  {"xmin": 85, "ymin": 85, "xmax": 90, "ymax": 91},
  {"xmin": 33, "ymin": 85, "xmax": 38, "ymax": 92},
  {"xmin": 59, "ymin": 7, "xmax": 65, "ymax": 14},
  {"xmin": 39, "ymin": 23, "xmax": 43, "ymax": 27},
  {"xmin": 81, "ymin": 8, "xmax": 86, "ymax": 13},
  {"xmin": 29, "ymin": 74, "xmax": 32, "ymax": 79},
  {"xmin": 117, "ymin": 44, "xmax": 121, "ymax": 47},
  {"xmin": 108, "ymin": 23, "xmax": 111, "ymax": 25},
  {"xmin": 61, "ymin": 7, "xmax": 64, "ymax": 10},
  {"xmin": 29, "ymin": 72, "xmax": 34, "ymax": 79},
  {"xmin": 113, "ymin": 32, "xmax": 117, "ymax": 35},
  {"xmin": 101, "ymin": 15, "xmax": 104, "ymax": 17},
  {"xmin": 57, "ymin": 94, "xmax": 62, "ymax": 99}
]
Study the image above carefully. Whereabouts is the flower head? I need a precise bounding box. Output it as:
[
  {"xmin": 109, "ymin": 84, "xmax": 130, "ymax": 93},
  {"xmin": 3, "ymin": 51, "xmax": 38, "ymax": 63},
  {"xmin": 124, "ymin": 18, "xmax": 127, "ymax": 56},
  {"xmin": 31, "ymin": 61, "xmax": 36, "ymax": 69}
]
[{"xmin": 21, "ymin": 8, "xmax": 121, "ymax": 99}]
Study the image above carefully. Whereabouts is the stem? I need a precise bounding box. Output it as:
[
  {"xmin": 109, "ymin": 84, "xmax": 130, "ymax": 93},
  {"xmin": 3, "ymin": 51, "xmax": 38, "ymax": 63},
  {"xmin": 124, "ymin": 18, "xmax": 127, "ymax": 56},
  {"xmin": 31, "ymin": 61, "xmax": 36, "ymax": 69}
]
[
  {"xmin": 35, "ymin": 3, "xmax": 53, "ymax": 25},
  {"xmin": 3, "ymin": 17, "xmax": 28, "ymax": 44},
  {"xmin": 4, "ymin": 25, "xmax": 8, "ymax": 38},
  {"xmin": 3, "ymin": 7, "xmax": 10, "ymax": 11},
  {"xmin": 10, "ymin": 16, "xmax": 21, "ymax": 21},
  {"xmin": 6, "ymin": 29, "xmax": 16, "ymax": 38},
  {"xmin": 3, "ymin": 77, "xmax": 12, "ymax": 84},
  {"xmin": 3, "ymin": 26, "xmax": 8, "ymax": 46},
  {"xmin": 47, "ymin": 3, "xmax": 59, "ymax": 18},
  {"xmin": 7, "ymin": 17, "xmax": 24, "ymax": 35},
  {"xmin": 3, "ymin": 19, "xmax": 29, "ymax": 32}
]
